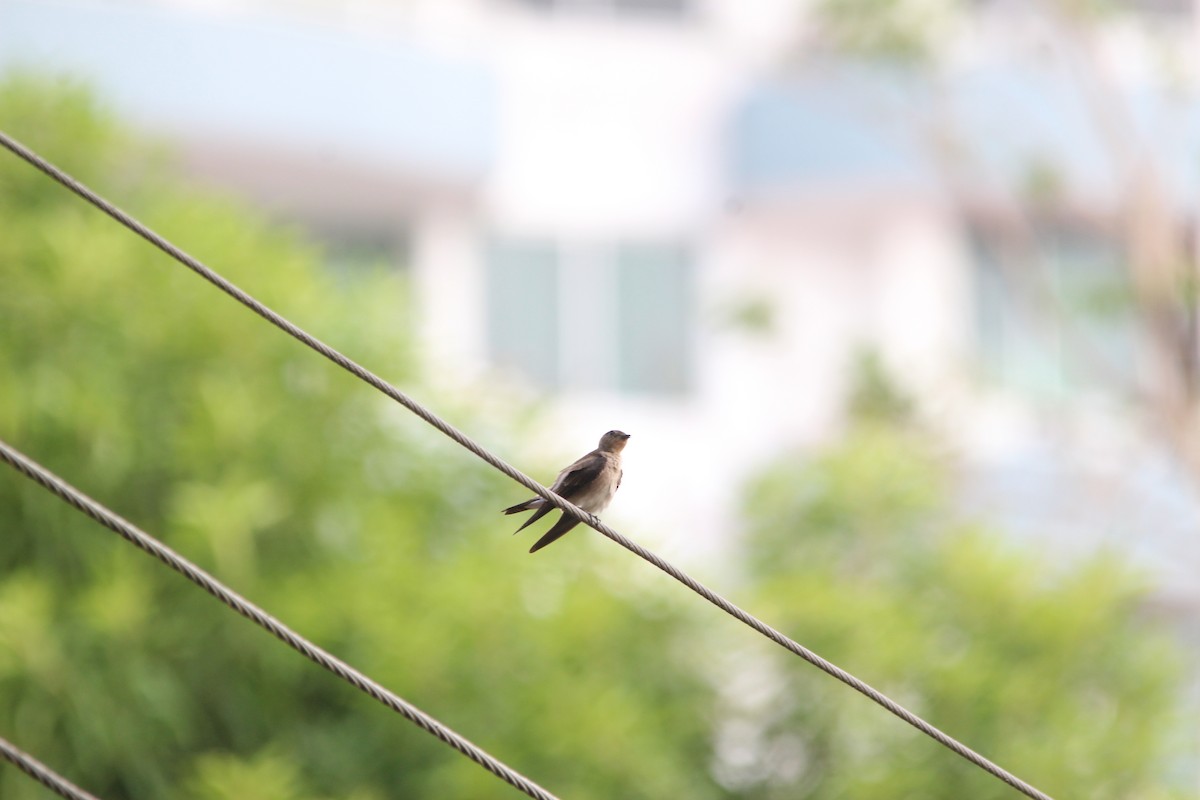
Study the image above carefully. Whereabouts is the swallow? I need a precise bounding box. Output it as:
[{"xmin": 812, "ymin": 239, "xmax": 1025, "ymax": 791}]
[{"xmin": 503, "ymin": 430, "xmax": 630, "ymax": 553}]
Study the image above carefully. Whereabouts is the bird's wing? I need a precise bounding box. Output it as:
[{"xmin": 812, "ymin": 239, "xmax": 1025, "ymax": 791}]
[
  {"xmin": 549, "ymin": 451, "xmax": 606, "ymax": 500},
  {"xmin": 512, "ymin": 451, "xmax": 603, "ymax": 536},
  {"xmin": 529, "ymin": 513, "xmax": 581, "ymax": 553}
]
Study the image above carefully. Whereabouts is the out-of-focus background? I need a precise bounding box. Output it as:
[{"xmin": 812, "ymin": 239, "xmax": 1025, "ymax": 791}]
[{"xmin": 1, "ymin": 0, "xmax": 1198, "ymax": 797}]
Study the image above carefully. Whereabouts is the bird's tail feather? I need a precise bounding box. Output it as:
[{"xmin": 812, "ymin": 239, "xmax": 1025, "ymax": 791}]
[
  {"xmin": 502, "ymin": 498, "xmax": 542, "ymax": 515},
  {"xmin": 528, "ymin": 515, "xmax": 581, "ymax": 553},
  {"xmin": 512, "ymin": 502, "xmax": 554, "ymax": 535}
]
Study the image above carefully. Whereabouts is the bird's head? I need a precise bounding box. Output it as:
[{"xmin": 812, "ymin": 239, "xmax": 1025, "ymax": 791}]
[{"xmin": 599, "ymin": 430, "xmax": 631, "ymax": 453}]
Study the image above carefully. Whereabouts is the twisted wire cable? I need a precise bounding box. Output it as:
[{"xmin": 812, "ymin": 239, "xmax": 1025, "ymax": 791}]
[
  {"xmin": 0, "ymin": 735, "xmax": 103, "ymax": 800},
  {"xmin": 0, "ymin": 130, "xmax": 1053, "ymax": 800},
  {"xmin": 0, "ymin": 439, "xmax": 559, "ymax": 800}
]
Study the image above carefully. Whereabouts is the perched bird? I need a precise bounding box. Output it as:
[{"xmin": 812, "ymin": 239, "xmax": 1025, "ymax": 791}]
[{"xmin": 503, "ymin": 430, "xmax": 630, "ymax": 553}]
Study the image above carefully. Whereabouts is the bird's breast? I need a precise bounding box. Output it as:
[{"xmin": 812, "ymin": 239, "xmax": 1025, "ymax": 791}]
[{"xmin": 574, "ymin": 461, "xmax": 621, "ymax": 513}]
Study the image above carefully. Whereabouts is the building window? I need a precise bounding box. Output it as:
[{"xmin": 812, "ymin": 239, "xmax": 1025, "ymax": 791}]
[
  {"xmin": 610, "ymin": 0, "xmax": 690, "ymax": 15},
  {"xmin": 507, "ymin": 0, "xmax": 691, "ymax": 19},
  {"xmin": 970, "ymin": 220, "xmax": 1136, "ymax": 396},
  {"xmin": 616, "ymin": 243, "xmax": 692, "ymax": 394},
  {"xmin": 1125, "ymin": 0, "xmax": 1194, "ymax": 22},
  {"xmin": 486, "ymin": 237, "xmax": 694, "ymax": 395},
  {"xmin": 486, "ymin": 239, "xmax": 562, "ymax": 389}
]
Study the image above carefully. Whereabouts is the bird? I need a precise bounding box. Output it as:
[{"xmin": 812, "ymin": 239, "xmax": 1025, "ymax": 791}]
[{"xmin": 503, "ymin": 430, "xmax": 630, "ymax": 553}]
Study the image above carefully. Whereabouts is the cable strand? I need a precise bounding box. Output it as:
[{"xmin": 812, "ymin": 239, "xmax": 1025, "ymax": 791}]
[
  {"xmin": 0, "ymin": 735, "xmax": 104, "ymax": 800},
  {"xmin": 0, "ymin": 440, "xmax": 558, "ymax": 800},
  {"xmin": 0, "ymin": 129, "xmax": 1053, "ymax": 800}
]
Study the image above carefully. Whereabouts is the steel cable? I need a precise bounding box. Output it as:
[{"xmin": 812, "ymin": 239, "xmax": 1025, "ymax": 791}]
[
  {"xmin": 0, "ymin": 130, "xmax": 1054, "ymax": 800},
  {"xmin": 0, "ymin": 440, "xmax": 559, "ymax": 800},
  {"xmin": 0, "ymin": 735, "xmax": 103, "ymax": 800}
]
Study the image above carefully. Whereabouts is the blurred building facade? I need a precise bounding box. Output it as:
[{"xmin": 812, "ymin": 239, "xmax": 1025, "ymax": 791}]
[{"xmin": 2, "ymin": 0, "xmax": 1199, "ymax": 613}]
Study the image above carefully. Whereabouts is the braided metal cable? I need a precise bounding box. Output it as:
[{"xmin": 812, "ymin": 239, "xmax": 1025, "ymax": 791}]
[
  {"xmin": 0, "ymin": 440, "xmax": 559, "ymax": 800},
  {"xmin": 0, "ymin": 130, "xmax": 1054, "ymax": 800},
  {"xmin": 0, "ymin": 735, "xmax": 103, "ymax": 800}
]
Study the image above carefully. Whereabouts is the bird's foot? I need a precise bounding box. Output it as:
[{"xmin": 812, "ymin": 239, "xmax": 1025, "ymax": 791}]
[{"xmin": 588, "ymin": 513, "xmax": 602, "ymax": 527}]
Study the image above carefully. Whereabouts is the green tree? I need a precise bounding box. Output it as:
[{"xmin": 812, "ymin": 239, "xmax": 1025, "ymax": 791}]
[
  {"xmin": 0, "ymin": 76, "xmax": 723, "ymax": 800},
  {"xmin": 728, "ymin": 424, "xmax": 1190, "ymax": 799}
]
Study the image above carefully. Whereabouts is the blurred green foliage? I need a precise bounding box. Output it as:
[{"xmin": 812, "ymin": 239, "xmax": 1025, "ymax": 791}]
[
  {"xmin": 731, "ymin": 425, "xmax": 1190, "ymax": 799},
  {"xmin": 0, "ymin": 76, "xmax": 721, "ymax": 800},
  {"xmin": 814, "ymin": 0, "xmax": 954, "ymax": 64},
  {"xmin": 847, "ymin": 348, "xmax": 915, "ymax": 425},
  {"xmin": 813, "ymin": 0, "xmax": 1121, "ymax": 65}
]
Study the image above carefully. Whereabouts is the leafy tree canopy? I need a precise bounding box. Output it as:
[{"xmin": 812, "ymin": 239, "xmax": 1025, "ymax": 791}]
[
  {"xmin": 729, "ymin": 422, "xmax": 1190, "ymax": 799},
  {"xmin": 0, "ymin": 74, "xmax": 1190, "ymax": 800},
  {"xmin": 0, "ymin": 75, "xmax": 721, "ymax": 800}
]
